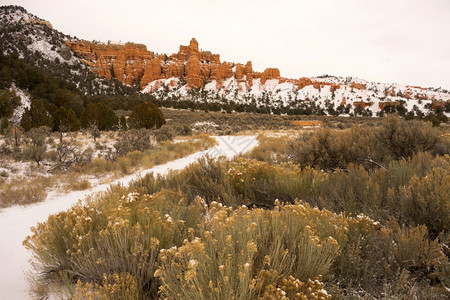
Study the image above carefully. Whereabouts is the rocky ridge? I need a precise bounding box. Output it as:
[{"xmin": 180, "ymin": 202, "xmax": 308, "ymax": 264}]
[
  {"xmin": 67, "ymin": 37, "xmax": 450, "ymax": 116},
  {"xmin": 66, "ymin": 38, "xmax": 281, "ymax": 89}
]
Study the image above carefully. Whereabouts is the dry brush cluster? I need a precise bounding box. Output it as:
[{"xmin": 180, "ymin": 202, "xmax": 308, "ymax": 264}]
[{"xmin": 23, "ymin": 115, "xmax": 449, "ymax": 298}]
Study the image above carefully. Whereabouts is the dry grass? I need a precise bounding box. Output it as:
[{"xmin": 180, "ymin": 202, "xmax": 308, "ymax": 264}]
[
  {"xmin": 0, "ymin": 133, "xmax": 216, "ymax": 209},
  {"xmin": 0, "ymin": 176, "xmax": 53, "ymax": 208}
]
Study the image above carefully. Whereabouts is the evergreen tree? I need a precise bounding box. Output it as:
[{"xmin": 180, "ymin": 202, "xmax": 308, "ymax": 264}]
[
  {"xmin": 0, "ymin": 89, "xmax": 21, "ymax": 119},
  {"xmin": 119, "ymin": 115, "xmax": 127, "ymax": 131},
  {"xmin": 52, "ymin": 106, "xmax": 81, "ymax": 132},
  {"xmin": 0, "ymin": 116, "xmax": 9, "ymax": 135},
  {"xmin": 128, "ymin": 102, "xmax": 165, "ymax": 129},
  {"xmin": 20, "ymin": 99, "xmax": 53, "ymax": 131},
  {"xmin": 80, "ymin": 102, "xmax": 118, "ymax": 130}
]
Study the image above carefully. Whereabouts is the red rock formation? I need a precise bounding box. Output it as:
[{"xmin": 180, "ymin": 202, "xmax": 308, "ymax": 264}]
[
  {"xmin": 379, "ymin": 101, "xmax": 400, "ymax": 110},
  {"xmin": 340, "ymin": 97, "xmax": 347, "ymax": 106},
  {"xmin": 415, "ymin": 93, "xmax": 428, "ymax": 100},
  {"xmin": 297, "ymin": 77, "xmax": 312, "ymax": 89},
  {"xmin": 353, "ymin": 101, "xmax": 374, "ymax": 108},
  {"xmin": 140, "ymin": 58, "xmax": 162, "ymax": 88},
  {"xmin": 351, "ymin": 82, "xmax": 366, "ymax": 90},
  {"xmin": 260, "ymin": 68, "xmax": 280, "ymax": 84},
  {"xmin": 330, "ymin": 84, "xmax": 340, "ymax": 92},
  {"xmin": 235, "ymin": 63, "xmax": 244, "ymax": 80},
  {"xmin": 411, "ymin": 86, "xmax": 428, "ymax": 91},
  {"xmin": 186, "ymin": 55, "xmax": 202, "ymax": 87},
  {"xmin": 244, "ymin": 61, "xmax": 253, "ymax": 83},
  {"xmin": 216, "ymin": 62, "xmax": 233, "ymax": 81},
  {"xmin": 163, "ymin": 62, "xmax": 184, "ymax": 79},
  {"xmin": 403, "ymin": 89, "xmax": 413, "ymax": 99},
  {"xmin": 312, "ymin": 82, "xmax": 321, "ymax": 89},
  {"xmin": 66, "ymin": 41, "xmax": 153, "ymax": 85},
  {"xmin": 67, "ymin": 38, "xmax": 283, "ymax": 89},
  {"xmin": 431, "ymin": 100, "xmax": 445, "ymax": 110}
]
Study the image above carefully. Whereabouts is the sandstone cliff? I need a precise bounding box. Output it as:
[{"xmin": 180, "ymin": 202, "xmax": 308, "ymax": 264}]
[{"xmin": 67, "ymin": 38, "xmax": 281, "ymax": 89}]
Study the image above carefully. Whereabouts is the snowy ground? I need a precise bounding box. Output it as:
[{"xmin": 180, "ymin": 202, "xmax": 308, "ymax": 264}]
[{"xmin": 0, "ymin": 135, "xmax": 258, "ymax": 299}]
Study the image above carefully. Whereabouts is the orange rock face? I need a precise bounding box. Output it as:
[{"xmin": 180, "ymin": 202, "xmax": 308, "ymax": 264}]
[
  {"xmin": 244, "ymin": 61, "xmax": 253, "ymax": 84},
  {"xmin": 297, "ymin": 77, "xmax": 312, "ymax": 89},
  {"xmin": 67, "ymin": 38, "xmax": 282, "ymax": 89},
  {"xmin": 353, "ymin": 101, "xmax": 374, "ymax": 108},
  {"xmin": 186, "ymin": 55, "xmax": 202, "ymax": 87},
  {"xmin": 66, "ymin": 41, "xmax": 153, "ymax": 86},
  {"xmin": 379, "ymin": 101, "xmax": 400, "ymax": 110},
  {"xmin": 330, "ymin": 84, "xmax": 340, "ymax": 92},
  {"xmin": 351, "ymin": 82, "xmax": 366, "ymax": 90},
  {"xmin": 415, "ymin": 93, "xmax": 428, "ymax": 100},
  {"xmin": 140, "ymin": 58, "xmax": 162, "ymax": 88},
  {"xmin": 260, "ymin": 68, "xmax": 280, "ymax": 84},
  {"xmin": 216, "ymin": 62, "xmax": 233, "ymax": 81}
]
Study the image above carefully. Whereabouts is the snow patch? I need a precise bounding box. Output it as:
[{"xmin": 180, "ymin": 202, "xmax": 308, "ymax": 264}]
[{"xmin": 10, "ymin": 84, "xmax": 31, "ymax": 124}]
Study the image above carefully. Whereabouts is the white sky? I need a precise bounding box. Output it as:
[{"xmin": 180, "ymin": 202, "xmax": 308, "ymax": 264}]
[{"xmin": 3, "ymin": 0, "xmax": 450, "ymax": 89}]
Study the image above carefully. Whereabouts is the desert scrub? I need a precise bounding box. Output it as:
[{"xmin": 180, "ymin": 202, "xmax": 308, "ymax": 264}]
[
  {"xmin": 74, "ymin": 273, "xmax": 141, "ymax": 300},
  {"xmin": 0, "ymin": 176, "xmax": 52, "ymax": 207},
  {"xmin": 23, "ymin": 189, "xmax": 207, "ymax": 299},
  {"xmin": 228, "ymin": 158, "xmax": 327, "ymax": 207},
  {"xmin": 156, "ymin": 201, "xmax": 345, "ymax": 299},
  {"xmin": 329, "ymin": 218, "xmax": 449, "ymax": 298},
  {"xmin": 245, "ymin": 134, "xmax": 291, "ymax": 164}
]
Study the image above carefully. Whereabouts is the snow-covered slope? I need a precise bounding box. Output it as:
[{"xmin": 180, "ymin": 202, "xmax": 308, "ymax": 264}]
[
  {"xmin": 143, "ymin": 76, "xmax": 450, "ymax": 117},
  {"xmin": 0, "ymin": 5, "xmax": 136, "ymax": 96},
  {"xmin": 0, "ymin": 135, "xmax": 258, "ymax": 299}
]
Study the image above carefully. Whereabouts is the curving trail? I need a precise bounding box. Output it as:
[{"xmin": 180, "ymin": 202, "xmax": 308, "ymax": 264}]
[{"xmin": 0, "ymin": 135, "xmax": 258, "ymax": 299}]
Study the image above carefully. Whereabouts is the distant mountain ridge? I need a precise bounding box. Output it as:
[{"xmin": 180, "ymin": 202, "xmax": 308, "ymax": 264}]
[{"xmin": 2, "ymin": 5, "xmax": 449, "ymax": 117}]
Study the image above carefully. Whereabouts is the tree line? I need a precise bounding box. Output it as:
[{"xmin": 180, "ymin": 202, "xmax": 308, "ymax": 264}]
[{"xmin": 0, "ymin": 52, "xmax": 165, "ymax": 133}]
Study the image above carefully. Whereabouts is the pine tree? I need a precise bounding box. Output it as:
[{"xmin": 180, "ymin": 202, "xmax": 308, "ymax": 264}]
[
  {"xmin": 0, "ymin": 116, "xmax": 9, "ymax": 135},
  {"xmin": 52, "ymin": 107, "xmax": 81, "ymax": 132},
  {"xmin": 0, "ymin": 89, "xmax": 21, "ymax": 119},
  {"xmin": 20, "ymin": 99, "xmax": 53, "ymax": 131},
  {"xmin": 128, "ymin": 102, "xmax": 165, "ymax": 129},
  {"xmin": 80, "ymin": 102, "xmax": 118, "ymax": 130}
]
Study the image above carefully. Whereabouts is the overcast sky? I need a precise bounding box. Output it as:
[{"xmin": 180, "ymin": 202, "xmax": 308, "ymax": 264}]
[{"xmin": 3, "ymin": 0, "xmax": 450, "ymax": 89}]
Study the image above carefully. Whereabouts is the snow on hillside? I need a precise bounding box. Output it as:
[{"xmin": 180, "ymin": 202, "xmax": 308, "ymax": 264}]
[
  {"xmin": 9, "ymin": 84, "xmax": 31, "ymax": 124},
  {"xmin": 1, "ymin": 6, "xmax": 77, "ymax": 64},
  {"xmin": 1, "ymin": 6, "xmax": 136, "ymax": 96},
  {"xmin": 143, "ymin": 75, "xmax": 450, "ymax": 117}
]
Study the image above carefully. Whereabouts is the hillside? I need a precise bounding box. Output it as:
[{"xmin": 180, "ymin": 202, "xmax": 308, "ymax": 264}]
[
  {"xmin": 1, "ymin": 5, "xmax": 449, "ymax": 119},
  {"xmin": 66, "ymin": 37, "xmax": 450, "ymax": 117},
  {"xmin": 0, "ymin": 5, "xmax": 137, "ymax": 96}
]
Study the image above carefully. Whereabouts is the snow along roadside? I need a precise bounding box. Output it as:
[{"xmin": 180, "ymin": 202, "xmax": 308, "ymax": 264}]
[{"xmin": 0, "ymin": 135, "xmax": 258, "ymax": 299}]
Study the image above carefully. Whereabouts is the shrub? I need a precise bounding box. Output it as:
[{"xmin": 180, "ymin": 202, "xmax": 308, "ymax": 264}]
[
  {"xmin": 117, "ymin": 157, "xmax": 131, "ymax": 174},
  {"xmin": 156, "ymin": 201, "xmax": 343, "ymax": 299},
  {"xmin": 0, "ymin": 178, "xmax": 49, "ymax": 207},
  {"xmin": 63, "ymin": 178, "xmax": 91, "ymax": 192},
  {"xmin": 114, "ymin": 129, "xmax": 155, "ymax": 156},
  {"xmin": 23, "ymin": 190, "xmax": 206, "ymax": 299},
  {"xmin": 289, "ymin": 126, "xmax": 377, "ymax": 170},
  {"xmin": 228, "ymin": 158, "xmax": 327, "ymax": 208},
  {"xmin": 154, "ymin": 125, "xmax": 175, "ymax": 142},
  {"xmin": 389, "ymin": 167, "xmax": 449, "ymax": 238},
  {"xmin": 376, "ymin": 115, "xmax": 439, "ymax": 160}
]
